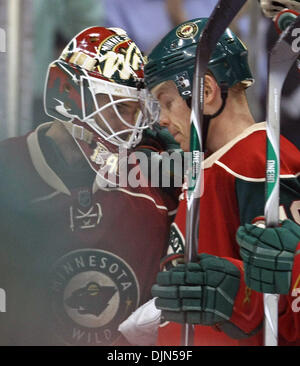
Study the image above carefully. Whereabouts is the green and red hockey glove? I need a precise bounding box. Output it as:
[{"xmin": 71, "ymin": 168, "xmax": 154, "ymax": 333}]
[
  {"xmin": 152, "ymin": 253, "xmax": 264, "ymax": 339},
  {"xmin": 134, "ymin": 123, "xmax": 183, "ymax": 192},
  {"xmin": 135, "ymin": 123, "xmax": 182, "ymax": 154},
  {"xmin": 151, "ymin": 253, "xmax": 241, "ymax": 325},
  {"xmin": 236, "ymin": 218, "xmax": 300, "ymax": 294}
]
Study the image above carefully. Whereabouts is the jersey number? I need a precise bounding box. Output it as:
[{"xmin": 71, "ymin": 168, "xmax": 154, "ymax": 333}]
[{"xmin": 280, "ymin": 200, "xmax": 300, "ymax": 225}]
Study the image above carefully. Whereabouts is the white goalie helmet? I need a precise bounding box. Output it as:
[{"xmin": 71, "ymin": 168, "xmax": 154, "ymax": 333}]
[{"xmin": 260, "ymin": 0, "xmax": 300, "ymax": 18}]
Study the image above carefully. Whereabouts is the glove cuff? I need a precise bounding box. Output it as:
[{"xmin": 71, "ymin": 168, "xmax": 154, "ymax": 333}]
[{"xmin": 224, "ymin": 257, "xmax": 264, "ymax": 336}]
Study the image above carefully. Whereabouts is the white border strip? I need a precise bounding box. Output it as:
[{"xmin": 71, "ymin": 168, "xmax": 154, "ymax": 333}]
[
  {"xmin": 97, "ymin": 185, "xmax": 173, "ymax": 213},
  {"xmin": 215, "ymin": 160, "xmax": 300, "ymax": 182},
  {"xmin": 31, "ymin": 191, "xmax": 61, "ymax": 204}
]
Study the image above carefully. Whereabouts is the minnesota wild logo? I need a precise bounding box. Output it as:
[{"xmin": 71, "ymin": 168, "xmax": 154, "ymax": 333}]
[
  {"xmin": 176, "ymin": 22, "xmax": 198, "ymax": 39},
  {"xmin": 50, "ymin": 249, "xmax": 140, "ymax": 345}
]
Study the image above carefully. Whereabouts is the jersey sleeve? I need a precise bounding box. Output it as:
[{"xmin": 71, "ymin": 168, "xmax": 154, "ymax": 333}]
[{"xmin": 197, "ymin": 163, "xmax": 241, "ymax": 258}]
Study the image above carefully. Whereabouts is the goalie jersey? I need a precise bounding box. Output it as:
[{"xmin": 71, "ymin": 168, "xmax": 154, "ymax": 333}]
[
  {"xmin": 0, "ymin": 122, "xmax": 177, "ymax": 346},
  {"xmin": 159, "ymin": 122, "xmax": 300, "ymax": 346}
]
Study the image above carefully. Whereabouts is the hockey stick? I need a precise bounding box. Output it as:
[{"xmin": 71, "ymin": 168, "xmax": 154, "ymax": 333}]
[
  {"xmin": 264, "ymin": 14, "xmax": 300, "ymax": 346},
  {"xmin": 182, "ymin": 0, "xmax": 248, "ymax": 346}
]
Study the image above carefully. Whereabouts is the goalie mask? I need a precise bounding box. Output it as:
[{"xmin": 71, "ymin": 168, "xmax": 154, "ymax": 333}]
[{"xmin": 44, "ymin": 27, "xmax": 158, "ymax": 154}]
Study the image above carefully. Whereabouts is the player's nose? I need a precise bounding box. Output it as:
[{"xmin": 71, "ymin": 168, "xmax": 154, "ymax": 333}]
[{"xmin": 159, "ymin": 109, "xmax": 171, "ymax": 128}]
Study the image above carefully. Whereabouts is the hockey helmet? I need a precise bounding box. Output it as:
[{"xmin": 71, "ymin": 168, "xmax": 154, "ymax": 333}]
[
  {"xmin": 144, "ymin": 18, "xmax": 254, "ymax": 100},
  {"xmin": 44, "ymin": 26, "xmax": 158, "ymax": 149}
]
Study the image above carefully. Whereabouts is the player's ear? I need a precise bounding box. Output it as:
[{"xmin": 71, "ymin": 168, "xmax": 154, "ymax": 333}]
[{"xmin": 204, "ymin": 74, "xmax": 219, "ymax": 106}]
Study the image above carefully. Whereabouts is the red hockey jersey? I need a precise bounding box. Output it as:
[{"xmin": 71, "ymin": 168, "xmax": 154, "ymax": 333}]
[
  {"xmin": 158, "ymin": 122, "xmax": 300, "ymax": 346},
  {"xmin": 0, "ymin": 122, "xmax": 177, "ymax": 346}
]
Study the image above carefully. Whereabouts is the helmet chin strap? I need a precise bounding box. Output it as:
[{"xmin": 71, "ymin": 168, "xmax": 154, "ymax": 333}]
[
  {"xmin": 186, "ymin": 82, "xmax": 228, "ymax": 151},
  {"xmin": 60, "ymin": 121, "xmax": 94, "ymax": 144}
]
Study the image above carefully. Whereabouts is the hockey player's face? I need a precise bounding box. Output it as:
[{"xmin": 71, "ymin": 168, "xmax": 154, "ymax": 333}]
[
  {"xmin": 152, "ymin": 81, "xmax": 191, "ymax": 152},
  {"xmin": 94, "ymin": 94, "xmax": 141, "ymax": 141}
]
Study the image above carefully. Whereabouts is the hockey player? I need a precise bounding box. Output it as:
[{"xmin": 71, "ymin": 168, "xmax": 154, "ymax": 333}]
[
  {"xmin": 235, "ymin": 0, "xmax": 300, "ymax": 315},
  {"xmin": 0, "ymin": 26, "xmax": 179, "ymax": 346},
  {"xmin": 140, "ymin": 18, "xmax": 300, "ymax": 346}
]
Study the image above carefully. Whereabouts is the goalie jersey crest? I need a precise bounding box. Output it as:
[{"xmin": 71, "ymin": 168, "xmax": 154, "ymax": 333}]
[{"xmin": 50, "ymin": 249, "xmax": 140, "ymax": 346}]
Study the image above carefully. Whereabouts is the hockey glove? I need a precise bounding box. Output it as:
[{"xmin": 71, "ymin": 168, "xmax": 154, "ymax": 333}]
[
  {"xmin": 236, "ymin": 218, "xmax": 300, "ymax": 294},
  {"xmin": 152, "ymin": 253, "xmax": 240, "ymax": 325},
  {"xmin": 136, "ymin": 122, "xmax": 181, "ymax": 154},
  {"xmin": 135, "ymin": 123, "xmax": 183, "ymax": 191}
]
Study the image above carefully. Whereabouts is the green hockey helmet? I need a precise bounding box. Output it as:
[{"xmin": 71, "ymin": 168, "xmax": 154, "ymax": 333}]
[{"xmin": 144, "ymin": 18, "xmax": 254, "ymax": 99}]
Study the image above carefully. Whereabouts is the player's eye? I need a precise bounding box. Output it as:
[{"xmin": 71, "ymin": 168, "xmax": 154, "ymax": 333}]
[
  {"xmin": 117, "ymin": 103, "xmax": 129, "ymax": 114},
  {"xmin": 159, "ymin": 95, "xmax": 174, "ymax": 111},
  {"xmin": 165, "ymin": 100, "xmax": 173, "ymax": 110}
]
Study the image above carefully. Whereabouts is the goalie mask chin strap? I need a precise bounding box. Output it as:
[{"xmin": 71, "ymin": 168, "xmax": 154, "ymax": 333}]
[
  {"xmin": 186, "ymin": 82, "xmax": 228, "ymax": 151},
  {"xmin": 60, "ymin": 120, "xmax": 94, "ymax": 144}
]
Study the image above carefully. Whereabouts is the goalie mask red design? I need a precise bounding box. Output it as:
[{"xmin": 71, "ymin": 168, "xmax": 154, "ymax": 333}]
[{"xmin": 44, "ymin": 27, "xmax": 159, "ymax": 180}]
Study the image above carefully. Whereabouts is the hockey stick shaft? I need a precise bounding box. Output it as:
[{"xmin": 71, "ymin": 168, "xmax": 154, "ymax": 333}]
[
  {"xmin": 264, "ymin": 15, "xmax": 300, "ymax": 346},
  {"xmin": 182, "ymin": 0, "xmax": 248, "ymax": 346}
]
